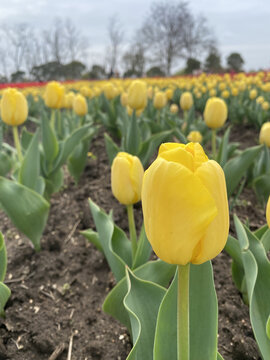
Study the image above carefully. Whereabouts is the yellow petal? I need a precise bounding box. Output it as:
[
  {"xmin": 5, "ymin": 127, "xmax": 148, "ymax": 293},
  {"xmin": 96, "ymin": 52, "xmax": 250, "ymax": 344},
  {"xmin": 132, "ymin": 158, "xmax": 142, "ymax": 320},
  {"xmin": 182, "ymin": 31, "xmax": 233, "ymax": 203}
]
[
  {"xmin": 142, "ymin": 158, "xmax": 218, "ymax": 264},
  {"xmin": 192, "ymin": 160, "xmax": 229, "ymax": 264}
]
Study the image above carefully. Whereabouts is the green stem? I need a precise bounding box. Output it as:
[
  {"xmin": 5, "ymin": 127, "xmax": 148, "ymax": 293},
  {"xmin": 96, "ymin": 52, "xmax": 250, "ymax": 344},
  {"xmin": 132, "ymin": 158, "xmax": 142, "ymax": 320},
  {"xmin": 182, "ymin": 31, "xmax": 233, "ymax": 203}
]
[
  {"xmin": 50, "ymin": 109, "xmax": 55, "ymax": 130},
  {"xmin": 12, "ymin": 126, "xmax": 23, "ymax": 163},
  {"xmin": 177, "ymin": 263, "xmax": 190, "ymax": 360},
  {"xmin": 211, "ymin": 129, "xmax": 217, "ymax": 160},
  {"xmin": 127, "ymin": 204, "xmax": 137, "ymax": 263}
]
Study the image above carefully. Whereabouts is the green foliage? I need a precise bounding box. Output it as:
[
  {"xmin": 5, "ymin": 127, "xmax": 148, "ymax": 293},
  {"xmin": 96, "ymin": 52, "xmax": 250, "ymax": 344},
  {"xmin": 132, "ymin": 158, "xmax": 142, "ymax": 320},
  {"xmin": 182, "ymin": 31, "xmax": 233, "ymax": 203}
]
[{"xmin": 0, "ymin": 233, "xmax": 11, "ymax": 316}]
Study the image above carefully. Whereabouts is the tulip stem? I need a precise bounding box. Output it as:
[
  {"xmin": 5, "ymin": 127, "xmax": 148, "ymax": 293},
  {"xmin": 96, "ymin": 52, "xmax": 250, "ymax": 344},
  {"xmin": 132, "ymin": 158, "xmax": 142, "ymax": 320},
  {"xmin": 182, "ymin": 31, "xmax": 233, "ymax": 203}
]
[
  {"xmin": 211, "ymin": 129, "xmax": 217, "ymax": 160},
  {"xmin": 127, "ymin": 204, "xmax": 137, "ymax": 262},
  {"xmin": 12, "ymin": 126, "xmax": 23, "ymax": 163},
  {"xmin": 177, "ymin": 263, "xmax": 190, "ymax": 360},
  {"xmin": 50, "ymin": 109, "xmax": 55, "ymax": 130}
]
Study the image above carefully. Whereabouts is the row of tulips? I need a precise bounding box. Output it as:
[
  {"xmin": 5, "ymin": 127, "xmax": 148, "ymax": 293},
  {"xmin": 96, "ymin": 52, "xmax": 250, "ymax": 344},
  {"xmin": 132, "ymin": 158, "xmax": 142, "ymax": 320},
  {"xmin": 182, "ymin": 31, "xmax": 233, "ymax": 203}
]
[{"xmin": 0, "ymin": 73, "xmax": 269, "ymax": 359}]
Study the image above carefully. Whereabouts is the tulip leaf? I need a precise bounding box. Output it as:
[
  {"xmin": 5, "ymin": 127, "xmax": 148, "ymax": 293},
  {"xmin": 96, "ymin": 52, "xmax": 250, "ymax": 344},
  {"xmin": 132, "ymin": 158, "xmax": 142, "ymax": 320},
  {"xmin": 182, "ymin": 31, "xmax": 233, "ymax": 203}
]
[
  {"xmin": 0, "ymin": 152, "xmax": 12, "ymax": 177},
  {"xmin": 154, "ymin": 261, "xmax": 218, "ymax": 360},
  {"xmin": 224, "ymin": 145, "xmax": 263, "ymax": 197},
  {"xmin": 124, "ymin": 267, "xmax": 166, "ymax": 360},
  {"xmin": 126, "ymin": 111, "xmax": 141, "ymax": 155},
  {"xmin": 0, "ymin": 232, "xmax": 7, "ymax": 282},
  {"xmin": 89, "ymin": 199, "xmax": 132, "ymax": 282},
  {"xmin": 261, "ymin": 229, "xmax": 270, "ymax": 253},
  {"xmin": 216, "ymin": 126, "xmax": 231, "ymax": 167},
  {"xmin": 21, "ymin": 128, "xmax": 34, "ymax": 151},
  {"xmin": 80, "ymin": 229, "xmax": 103, "ymax": 253},
  {"xmin": 0, "ymin": 282, "xmax": 11, "ymax": 317},
  {"xmin": 138, "ymin": 130, "xmax": 172, "ymax": 167},
  {"xmin": 173, "ymin": 128, "xmax": 187, "ymax": 144},
  {"xmin": 44, "ymin": 168, "xmax": 64, "ymax": 198},
  {"xmin": 132, "ymin": 224, "xmax": 152, "ymax": 269},
  {"xmin": 67, "ymin": 138, "xmax": 90, "ymax": 183},
  {"xmin": 41, "ymin": 112, "xmax": 59, "ymax": 174},
  {"xmin": 18, "ymin": 130, "xmax": 41, "ymax": 192},
  {"xmin": 253, "ymin": 174, "xmax": 270, "ymax": 205},
  {"xmin": 234, "ymin": 215, "xmax": 270, "ymax": 359},
  {"xmin": 0, "ymin": 177, "xmax": 50, "ymax": 251},
  {"xmin": 254, "ymin": 225, "xmax": 268, "ymax": 240},
  {"xmin": 103, "ymin": 260, "xmax": 176, "ymax": 331},
  {"xmin": 217, "ymin": 353, "xmax": 224, "ymax": 360},
  {"xmin": 267, "ymin": 316, "xmax": 270, "ymax": 340},
  {"xmin": 104, "ymin": 132, "xmax": 120, "ymax": 165}
]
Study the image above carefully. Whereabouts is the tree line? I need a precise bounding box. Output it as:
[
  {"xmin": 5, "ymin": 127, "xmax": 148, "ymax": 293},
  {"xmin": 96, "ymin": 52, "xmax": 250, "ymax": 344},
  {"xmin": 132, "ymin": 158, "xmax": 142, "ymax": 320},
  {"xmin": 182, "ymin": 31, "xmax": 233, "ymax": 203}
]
[{"xmin": 0, "ymin": 2, "xmax": 245, "ymax": 83}]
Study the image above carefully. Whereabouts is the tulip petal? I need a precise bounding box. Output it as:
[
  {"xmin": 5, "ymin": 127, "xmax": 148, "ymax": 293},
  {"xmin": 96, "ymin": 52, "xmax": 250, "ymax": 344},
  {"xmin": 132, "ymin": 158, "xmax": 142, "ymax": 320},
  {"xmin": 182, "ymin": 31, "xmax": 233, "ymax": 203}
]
[
  {"xmin": 193, "ymin": 160, "xmax": 229, "ymax": 264},
  {"xmin": 142, "ymin": 158, "xmax": 218, "ymax": 265}
]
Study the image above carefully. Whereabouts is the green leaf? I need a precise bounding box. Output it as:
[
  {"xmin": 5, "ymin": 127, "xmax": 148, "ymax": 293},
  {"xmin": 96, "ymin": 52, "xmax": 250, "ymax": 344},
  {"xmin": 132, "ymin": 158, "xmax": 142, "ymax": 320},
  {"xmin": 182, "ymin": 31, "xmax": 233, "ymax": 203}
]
[
  {"xmin": 124, "ymin": 267, "xmax": 166, "ymax": 360},
  {"xmin": 216, "ymin": 127, "xmax": 231, "ymax": 167},
  {"xmin": 234, "ymin": 215, "xmax": 270, "ymax": 358},
  {"xmin": 0, "ymin": 152, "xmax": 12, "ymax": 176},
  {"xmin": 173, "ymin": 128, "xmax": 187, "ymax": 144},
  {"xmin": 89, "ymin": 199, "xmax": 132, "ymax": 281},
  {"xmin": 266, "ymin": 316, "xmax": 270, "ymax": 340},
  {"xmin": 217, "ymin": 353, "xmax": 225, "ymax": 360},
  {"xmin": 21, "ymin": 128, "xmax": 34, "ymax": 151},
  {"xmin": 67, "ymin": 138, "xmax": 89, "ymax": 183},
  {"xmin": 261, "ymin": 229, "xmax": 270, "ymax": 253},
  {"xmin": 103, "ymin": 260, "xmax": 176, "ymax": 331},
  {"xmin": 254, "ymin": 225, "xmax": 269, "ymax": 239},
  {"xmin": 0, "ymin": 177, "xmax": 50, "ymax": 250},
  {"xmin": 19, "ymin": 130, "xmax": 41, "ymax": 192},
  {"xmin": 132, "ymin": 224, "xmax": 152, "ymax": 269},
  {"xmin": 104, "ymin": 132, "xmax": 120, "ymax": 165},
  {"xmin": 0, "ymin": 282, "xmax": 11, "ymax": 316},
  {"xmin": 44, "ymin": 168, "xmax": 64, "ymax": 198},
  {"xmin": 41, "ymin": 112, "xmax": 59, "ymax": 174},
  {"xmin": 0, "ymin": 232, "xmax": 7, "ymax": 282},
  {"xmin": 126, "ymin": 111, "xmax": 141, "ymax": 155},
  {"xmin": 253, "ymin": 174, "xmax": 270, "ymax": 204},
  {"xmin": 80, "ymin": 229, "xmax": 103, "ymax": 253},
  {"xmin": 224, "ymin": 145, "xmax": 263, "ymax": 197}
]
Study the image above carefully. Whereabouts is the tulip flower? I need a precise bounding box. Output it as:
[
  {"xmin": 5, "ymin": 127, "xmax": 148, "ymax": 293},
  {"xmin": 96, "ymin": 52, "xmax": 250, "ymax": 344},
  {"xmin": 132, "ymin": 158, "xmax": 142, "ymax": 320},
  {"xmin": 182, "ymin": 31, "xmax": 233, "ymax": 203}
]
[
  {"xmin": 73, "ymin": 94, "xmax": 88, "ymax": 116},
  {"xmin": 267, "ymin": 196, "xmax": 270, "ymax": 228},
  {"xmin": 166, "ymin": 88, "xmax": 174, "ymax": 100},
  {"xmin": 153, "ymin": 91, "xmax": 167, "ymax": 110},
  {"xmin": 170, "ymin": 104, "xmax": 179, "ymax": 114},
  {"xmin": 259, "ymin": 122, "xmax": 270, "ymax": 147},
  {"xmin": 103, "ymin": 83, "xmax": 117, "ymax": 100},
  {"xmin": 127, "ymin": 80, "xmax": 147, "ymax": 111},
  {"xmin": 204, "ymin": 97, "xmax": 228, "ymax": 159},
  {"xmin": 249, "ymin": 89, "xmax": 258, "ymax": 100},
  {"xmin": 262, "ymin": 101, "xmax": 269, "ymax": 111},
  {"xmin": 120, "ymin": 92, "xmax": 128, "ymax": 107},
  {"xmin": 65, "ymin": 92, "xmax": 75, "ymax": 109},
  {"xmin": 111, "ymin": 152, "xmax": 144, "ymax": 261},
  {"xmin": 187, "ymin": 130, "xmax": 202, "ymax": 143},
  {"xmin": 44, "ymin": 81, "xmax": 65, "ymax": 109},
  {"xmin": 180, "ymin": 92, "xmax": 193, "ymax": 111},
  {"xmin": 1, "ymin": 88, "xmax": 28, "ymax": 162}
]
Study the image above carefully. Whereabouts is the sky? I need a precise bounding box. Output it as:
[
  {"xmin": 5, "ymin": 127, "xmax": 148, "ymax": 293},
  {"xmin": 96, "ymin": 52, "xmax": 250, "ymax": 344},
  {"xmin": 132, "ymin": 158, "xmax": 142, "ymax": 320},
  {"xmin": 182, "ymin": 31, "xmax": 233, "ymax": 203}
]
[{"xmin": 0, "ymin": 0, "xmax": 269, "ymax": 73}]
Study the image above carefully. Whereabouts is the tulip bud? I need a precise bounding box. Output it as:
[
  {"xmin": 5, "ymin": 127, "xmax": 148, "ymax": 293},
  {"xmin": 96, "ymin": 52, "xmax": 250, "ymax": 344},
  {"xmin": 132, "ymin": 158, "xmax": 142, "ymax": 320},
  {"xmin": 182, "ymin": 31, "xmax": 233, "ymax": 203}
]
[
  {"xmin": 259, "ymin": 122, "xmax": 270, "ymax": 147},
  {"xmin": 120, "ymin": 92, "xmax": 128, "ymax": 107},
  {"xmin": 65, "ymin": 92, "xmax": 75, "ymax": 109},
  {"xmin": 73, "ymin": 94, "xmax": 88, "ymax": 116},
  {"xmin": 153, "ymin": 91, "xmax": 167, "ymax": 109},
  {"xmin": 166, "ymin": 88, "xmax": 174, "ymax": 100},
  {"xmin": 231, "ymin": 88, "xmax": 238, "ymax": 96},
  {"xmin": 141, "ymin": 142, "xmax": 229, "ymax": 265},
  {"xmin": 170, "ymin": 104, "xmax": 179, "ymax": 114},
  {"xmin": 209, "ymin": 89, "xmax": 217, "ymax": 97},
  {"xmin": 204, "ymin": 97, "xmax": 228, "ymax": 129},
  {"xmin": 187, "ymin": 130, "xmax": 202, "ymax": 143},
  {"xmin": 262, "ymin": 101, "xmax": 269, "ymax": 111},
  {"xmin": 249, "ymin": 89, "xmax": 257, "ymax": 100},
  {"xmin": 180, "ymin": 92, "xmax": 193, "ymax": 111},
  {"xmin": 44, "ymin": 81, "xmax": 65, "ymax": 109},
  {"xmin": 267, "ymin": 196, "xmax": 270, "ymax": 228},
  {"xmin": 221, "ymin": 90, "xmax": 230, "ymax": 99},
  {"xmin": 256, "ymin": 96, "xmax": 264, "ymax": 104},
  {"xmin": 1, "ymin": 88, "xmax": 28, "ymax": 126},
  {"xmin": 103, "ymin": 83, "xmax": 117, "ymax": 100},
  {"xmin": 127, "ymin": 80, "xmax": 147, "ymax": 110},
  {"xmin": 111, "ymin": 152, "xmax": 144, "ymax": 205}
]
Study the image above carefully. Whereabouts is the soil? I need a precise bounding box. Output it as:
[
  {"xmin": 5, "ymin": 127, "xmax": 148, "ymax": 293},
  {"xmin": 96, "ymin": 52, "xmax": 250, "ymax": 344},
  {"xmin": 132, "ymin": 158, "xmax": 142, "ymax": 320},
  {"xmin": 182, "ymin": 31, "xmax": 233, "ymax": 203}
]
[{"xmin": 0, "ymin": 124, "xmax": 267, "ymax": 360}]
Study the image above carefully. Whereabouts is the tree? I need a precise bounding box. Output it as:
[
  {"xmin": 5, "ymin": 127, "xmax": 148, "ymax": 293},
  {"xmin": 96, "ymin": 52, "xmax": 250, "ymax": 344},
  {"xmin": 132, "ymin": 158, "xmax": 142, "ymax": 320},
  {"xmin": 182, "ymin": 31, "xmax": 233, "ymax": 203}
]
[
  {"xmin": 204, "ymin": 47, "xmax": 222, "ymax": 73},
  {"xmin": 107, "ymin": 15, "xmax": 124, "ymax": 73},
  {"xmin": 122, "ymin": 40, "xmax": 146, "ymax": 77},
  {"xmin": 146, "ymin": 66, "xmax": 165, "ymax": 77},
  {"xmin": 227, "ymin": 52, "xmax": 244, "ymax": 72},
  {"xmin": 139, "ymin": 2, "xmax": 214, "ymax": 75},
  {"xmin": 63, "ymin": 61, "xmax": 86, "ymax": 79},
  {"xmin": 11, "ymin": 70, "xmax": 26, "ymax": 83},
  {"xmin": 185, "ymin": 58, "xmax": 201, "ymax": 74}
]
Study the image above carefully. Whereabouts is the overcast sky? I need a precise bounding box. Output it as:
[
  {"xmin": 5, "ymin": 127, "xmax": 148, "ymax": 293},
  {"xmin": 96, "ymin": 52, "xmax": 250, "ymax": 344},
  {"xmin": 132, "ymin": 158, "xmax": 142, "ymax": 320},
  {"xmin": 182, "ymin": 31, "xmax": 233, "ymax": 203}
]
[{"xmin": 0, "ymin": 0, "xmax": 269, "ymax": 72}]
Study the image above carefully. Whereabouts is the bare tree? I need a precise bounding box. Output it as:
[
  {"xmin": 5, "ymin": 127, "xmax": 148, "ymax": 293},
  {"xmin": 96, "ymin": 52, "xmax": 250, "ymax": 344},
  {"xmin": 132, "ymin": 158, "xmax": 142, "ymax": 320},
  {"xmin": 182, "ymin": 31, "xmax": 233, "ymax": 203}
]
[
  {"xmin": 107, "ymin": 14, "xmax": 124, "ymax": 73},
  {"xmin": 64, "ymin": 18, "xmax": 88, "ymax": 63},
  {"xmin": 122, "ymin": 39, "xmax": 146, "ymax": 76},
  {"xmin": 43, "ymin": 18, "xmax": 68, "ymax": 64}
]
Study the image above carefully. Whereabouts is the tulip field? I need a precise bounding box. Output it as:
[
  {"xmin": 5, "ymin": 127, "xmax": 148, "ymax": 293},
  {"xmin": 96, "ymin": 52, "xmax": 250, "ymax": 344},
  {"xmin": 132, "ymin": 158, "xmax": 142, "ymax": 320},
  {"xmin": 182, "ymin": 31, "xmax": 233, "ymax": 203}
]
[{"xmin": 0, "ymin": 73, "xmax": 270, "ymax": 360}]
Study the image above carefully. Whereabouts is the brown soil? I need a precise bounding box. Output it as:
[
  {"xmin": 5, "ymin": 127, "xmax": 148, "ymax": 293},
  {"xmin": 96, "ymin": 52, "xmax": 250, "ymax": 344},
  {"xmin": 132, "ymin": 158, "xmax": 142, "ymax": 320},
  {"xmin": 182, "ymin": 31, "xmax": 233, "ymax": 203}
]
[{"xmin": 0, "ymin": 125, "xmax": 266, "ymax": 360}]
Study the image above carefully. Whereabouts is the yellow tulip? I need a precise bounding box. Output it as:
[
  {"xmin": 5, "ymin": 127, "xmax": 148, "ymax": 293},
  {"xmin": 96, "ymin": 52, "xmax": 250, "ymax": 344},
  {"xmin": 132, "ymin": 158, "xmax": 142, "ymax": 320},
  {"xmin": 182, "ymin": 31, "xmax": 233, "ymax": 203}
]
[
  {"xmin": 65, "ymin": 91, "xmax": 75, "ymax": 109},
  {"xmin": 221, "ymin": 90, "xmax": 230, "ymax": 99},
  {"xmin": 249, "ymin": 89, "xmax": 257, "ymax": 100},
  {"xmin": 141, "ymin": 142, "xmax": 229, "ymax": 265},
  {"xmin": 153, "ymin": 91, "xmax": 167, "ymax": 109},
  {"xmin": 103, "ymin": 83, "xmax": 117, "ymax": 100},
  {"xmin": 127, "ymin": 80, "xmax": 147, "ymax": 110},
  {"xmin": 170, "ymin": 104, "xmax": 179, "ymax": 114},
  {"xmin": 187, "ymin": 130, "xmax": 202, "ymax": 143},
  {"xmin": 256, "ymin": 96, "xmax": 264, "ymax": 104},
  {"xmin": 267, "ymin": 196, "xmax": 270, "ymax": 227},
  {"xmin": 1, "ymin": 88, "xmax": 28, "ymax": 126},
  {"xmin": 166, "ymin": 88, "xmax": 173, "ymax": 100},
  {"xmin": 259, "ymin": 122, "xmax": 270, "ymax": 147},
  {"xmin": 73, "ymin": 94, "xmax": 88, "ymax": 116},
  {"xmin": 120, "ymin": 92, "xmax": 128, "ymax": 107},
  {"xmin": 180, "ymin": 92, "xmax": 193, "ymax": 111},
  {"xmin": 262, "ymin": 101, "xmax": 269, "ymax": 111},
  {"xmin": 209, "ymin": 89, "xmax": 217, "ymax": 97},
  {"xmin": 111, "ymin": 152, "xmax": 144, "ymax": 205},
  {"xmin": 204, "ymin": 97, "xmax": 228, "ymax": 129},
  {"xmin": 44, "ymin": 81, "xmax": 65, "ymax": 109},
  {"xmin": 231, "ymin": 88, "xmax": 238, "ymax": 96}
]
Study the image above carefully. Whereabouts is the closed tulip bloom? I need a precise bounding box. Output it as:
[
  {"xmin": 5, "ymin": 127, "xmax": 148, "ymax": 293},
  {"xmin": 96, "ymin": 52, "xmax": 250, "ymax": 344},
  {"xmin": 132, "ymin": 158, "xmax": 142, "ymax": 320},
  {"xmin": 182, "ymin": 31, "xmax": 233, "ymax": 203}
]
[
  {"xmin": 127, "ymin": 80, "xmax": 147, "ymax": 110},
  {"xmin": 262, "ymin": 101, "xmax": 269, "ymax": 111},
  {"xmin": 259, "ymin": 122, "xmax": 270, "ymax": 147},
  {"xmin": 204, "ymin": 97, "xmax": 228, "ymax": 129},
  {"xmin": 65, "ymin": 92, "xmax": 75, "ymax": 109},
  {"xmin": 256, "ymin": 96, "xmax": 264, "ymax": 104},
  {"xmin": 187, "ymin": 130, "xmax": 202, "ymax": 143},
  {"xmin": 120, "ymin": 92, "xmax": 128, "ymax": 107},
  {"xmin": 170, "ymin": 104, "xmax": 179, "ymax": 114},
  {"xmin": 103, "ymin": 83, "xmax": 117, "ymax": 100},
  {"xmin": 180, "ymin": 92, "xmax": 193, "ymax": 111},
  {"xmin": 166, "ymin": 88, "xmax": 174, "ymax": 100},
  {"xmin": 154, "ymin": 91, "xmax": 167, "ymax": 109},
  {"xmin": 221, "ymin": 90, "xmax": 230, "ymax": 99},
  {"xmin": 44, "ymin": 81, "xmax": 65, "ymax": 109},
  {"xmin": 267, "ymin": 196, "xmax": 270, "ymax": 228},
  {"xmin": 73, "ymin": 94, "xmax": 88, "ymax": 116},
  {"xmin": 249, "ymin": 89, "xmax": 257, "ymax": 100},
  {"xmin": 1, "ymin": 88, "xmax": 28, "ymax": 126},
  {"xmin": 142, "ymin": 142, "xmax": 229, "ymax": 265},
  {"xmin": 111, "ymin": 152, "xmax": 144, "ymax": 205}
]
